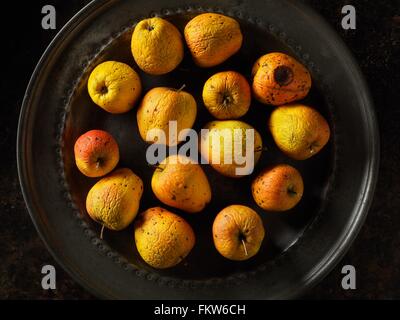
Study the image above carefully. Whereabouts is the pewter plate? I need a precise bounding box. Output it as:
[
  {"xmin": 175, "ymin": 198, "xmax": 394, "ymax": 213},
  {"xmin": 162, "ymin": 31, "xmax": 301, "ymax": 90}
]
[{"xmin": 18, "ymin": 0, "xmax": 379, "ymax": 299}]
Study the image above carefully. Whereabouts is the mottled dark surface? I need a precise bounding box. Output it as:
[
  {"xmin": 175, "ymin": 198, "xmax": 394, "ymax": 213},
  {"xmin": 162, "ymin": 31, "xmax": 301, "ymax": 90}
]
[{"xmin": 1, "ymin": 0, "xmax": 399, "ymax": 299}]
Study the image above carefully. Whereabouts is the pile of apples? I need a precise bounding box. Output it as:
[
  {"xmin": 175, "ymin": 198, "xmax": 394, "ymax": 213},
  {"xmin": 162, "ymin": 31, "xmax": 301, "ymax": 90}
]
[{"xmin": 73, "ymin": 13, "xmax": 330, "ymax": 269}]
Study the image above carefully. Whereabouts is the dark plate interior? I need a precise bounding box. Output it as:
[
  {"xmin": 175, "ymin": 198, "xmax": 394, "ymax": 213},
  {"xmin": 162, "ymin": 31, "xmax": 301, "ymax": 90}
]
[{"xmin": 63, "ymin": 12, "xmax": 334, "ymax": 280}]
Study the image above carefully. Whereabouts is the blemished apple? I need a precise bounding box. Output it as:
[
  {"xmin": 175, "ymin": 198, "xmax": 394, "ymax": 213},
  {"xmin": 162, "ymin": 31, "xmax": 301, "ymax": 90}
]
[
  {"xmin": 74, "ymin": 129, "xmax": 120, "ymax": 178},
  {"xmin": 251, "ymin": 164, "xmax": 304, "ymax": 211},
  {"xmin": 268, "ymin": 104, "xmax": 330, "ymax": 160},
  {"xmin": 212, "ymin": 205, "xmax": 265, "ymax": 261},
  {"xmin": 151, "ymin": 155, "xmax": 211, "ymax": 213}
]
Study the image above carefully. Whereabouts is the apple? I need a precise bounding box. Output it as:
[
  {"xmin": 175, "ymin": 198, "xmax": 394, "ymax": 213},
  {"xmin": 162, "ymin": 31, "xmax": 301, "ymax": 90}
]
[
  {"xmin": 74, "ymin": 129, "xmax": 119, "ymax": 178},
  {"xmin": 251, "ymin": 164, "xmax": 304, "ymax": 211},
  {"xmin": 212, "ymin": 205, "xmax": 265, "ymax": 261}
]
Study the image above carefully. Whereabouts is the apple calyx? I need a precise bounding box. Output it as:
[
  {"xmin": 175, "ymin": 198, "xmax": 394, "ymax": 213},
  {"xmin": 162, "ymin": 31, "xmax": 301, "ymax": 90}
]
[
  {"xmin": 222, "ymin": 92, "xmax": 233, "ymax": 105},
  {"xmin": 273, "ymin": 65, "xmax": 294, "ymax": 86},
  {"xmin": 287, "ymin": 185, "xmax": 297, "ymax": 197},
  {"xmin": 100, "ymin": 85, "xmax": 108, "ymax": 95},
  {"xmin": 309, "ymin": 141, "xmax": 320, "ymax": 154},
  {"xmin": 95, "ymin": 157, "xmax": 104, "ymax": 169}
]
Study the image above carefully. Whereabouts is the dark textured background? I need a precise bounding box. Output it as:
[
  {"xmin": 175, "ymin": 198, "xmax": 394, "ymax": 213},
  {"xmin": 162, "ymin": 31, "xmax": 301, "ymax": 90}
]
[{"xmin": 1, "ymin": 0, "xmax": 399, "ymax": 299}]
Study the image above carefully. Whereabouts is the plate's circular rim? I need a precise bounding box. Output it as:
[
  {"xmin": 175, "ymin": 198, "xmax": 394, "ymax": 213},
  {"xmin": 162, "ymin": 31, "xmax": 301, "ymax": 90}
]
[{"xmin": 17, "ymin": 0, "xmax": 380, "ymax": 299}]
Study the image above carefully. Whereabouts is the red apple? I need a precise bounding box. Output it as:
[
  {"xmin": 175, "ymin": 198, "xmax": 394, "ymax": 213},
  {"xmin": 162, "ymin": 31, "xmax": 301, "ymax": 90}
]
[
  {"xmin": 74, "ymin": 130, "xmax": 119, "ymax": 177},
  {"xmin": 252, "ymin": 164, "xmax": 304, "ymax": 211}
]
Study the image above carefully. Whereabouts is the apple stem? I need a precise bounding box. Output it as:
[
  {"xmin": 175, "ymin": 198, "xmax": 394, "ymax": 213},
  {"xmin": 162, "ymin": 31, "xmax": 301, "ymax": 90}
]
[
  {"xmin": 96, "ymin": 161, "xmax": 101, "ymax": 169},
  {"xmin": 177, "ymin": 84, "xmax": 186, "ymax": 93},
  {"xmin": 255, "ymin": 146, "xmax": 268, "ymax": 153},
  {"xmin": 241, "ymin": 239, "xmax": 248, "ymax": 256},
  {"xmin": 148, "ymin": 163, "xmax": 164, "ymax": 171},
  {"xmin": 100, "ymin": 224, "xmax": 105, "ymax": 240}
]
